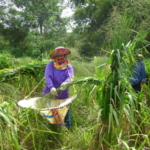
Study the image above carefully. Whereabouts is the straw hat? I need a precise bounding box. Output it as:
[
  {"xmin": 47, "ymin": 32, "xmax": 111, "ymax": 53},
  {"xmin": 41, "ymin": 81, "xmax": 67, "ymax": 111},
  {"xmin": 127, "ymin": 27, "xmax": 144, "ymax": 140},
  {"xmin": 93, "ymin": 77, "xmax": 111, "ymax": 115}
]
[
  {"xmin": 49, "ymin": 47, "xmax": 71, "ymax": 59},
  {"xmin": 136, "ymin": 53, "xmax": 143, "ymax": 60}
]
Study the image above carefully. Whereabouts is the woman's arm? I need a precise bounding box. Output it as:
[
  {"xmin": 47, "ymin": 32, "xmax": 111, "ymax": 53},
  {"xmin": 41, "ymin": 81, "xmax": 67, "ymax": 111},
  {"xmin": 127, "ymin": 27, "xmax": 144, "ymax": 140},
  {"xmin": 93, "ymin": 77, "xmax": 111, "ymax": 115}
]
[
  {"xmin": 44, "ymin": 62, "xmax": 55, "ymax": 90},
  {"xmin": 64, "ymin": 65, "xmax": 74, "ymax": 83}
]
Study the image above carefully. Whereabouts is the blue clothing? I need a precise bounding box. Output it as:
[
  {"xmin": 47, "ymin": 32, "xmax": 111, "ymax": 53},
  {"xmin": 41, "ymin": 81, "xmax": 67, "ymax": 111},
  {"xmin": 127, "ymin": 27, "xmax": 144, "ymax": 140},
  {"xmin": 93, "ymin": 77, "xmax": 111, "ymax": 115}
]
[
  {"xmin": 132, "ymin": 83, "xmax": 141, "ymax": 93},
  {"xmin": 65, "ymin": 109, "xmax": 71, "ymax": 128},
  {"xmin": 129, "ymin": 61, "xmax": 146, "ymax": 85}
]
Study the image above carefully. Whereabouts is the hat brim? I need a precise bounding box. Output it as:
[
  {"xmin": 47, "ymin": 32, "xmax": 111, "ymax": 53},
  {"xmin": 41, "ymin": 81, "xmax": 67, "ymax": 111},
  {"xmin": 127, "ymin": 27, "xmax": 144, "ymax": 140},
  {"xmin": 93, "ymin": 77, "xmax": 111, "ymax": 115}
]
[{"xmin": 49, "ymin": 47, "xmax": 71, "ymax": 59}]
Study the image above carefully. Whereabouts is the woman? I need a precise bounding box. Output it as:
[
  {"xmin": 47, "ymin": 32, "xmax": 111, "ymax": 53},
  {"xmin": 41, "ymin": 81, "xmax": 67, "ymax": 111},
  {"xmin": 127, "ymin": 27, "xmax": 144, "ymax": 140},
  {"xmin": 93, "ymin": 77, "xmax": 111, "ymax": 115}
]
[{"xmin": 42, "ymin": 46, "xmax": 74, "ymax": 128}]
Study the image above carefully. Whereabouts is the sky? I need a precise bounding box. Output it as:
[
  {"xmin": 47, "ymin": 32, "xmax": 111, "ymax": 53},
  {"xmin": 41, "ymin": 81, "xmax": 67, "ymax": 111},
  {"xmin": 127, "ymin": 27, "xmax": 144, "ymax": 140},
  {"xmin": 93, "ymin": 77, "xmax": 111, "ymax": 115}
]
[
  {"xmin": 61, "ymin": 6, "xmax": 75, "ymax": 32},
  {"xmin": 60, "ymin": 0, "xmax": 74, "ymax": 18},
  {"xmin": 61, "ymin": 7, "xmax": 74, "ymax": 18}
]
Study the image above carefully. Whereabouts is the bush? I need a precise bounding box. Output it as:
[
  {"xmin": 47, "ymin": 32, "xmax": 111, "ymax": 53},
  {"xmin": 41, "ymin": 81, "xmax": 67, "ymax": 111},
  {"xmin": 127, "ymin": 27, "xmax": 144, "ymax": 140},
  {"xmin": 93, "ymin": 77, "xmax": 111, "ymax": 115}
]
[{"xmin": 0, "ymin": 53, "xmax": 13, "ymax": 69}]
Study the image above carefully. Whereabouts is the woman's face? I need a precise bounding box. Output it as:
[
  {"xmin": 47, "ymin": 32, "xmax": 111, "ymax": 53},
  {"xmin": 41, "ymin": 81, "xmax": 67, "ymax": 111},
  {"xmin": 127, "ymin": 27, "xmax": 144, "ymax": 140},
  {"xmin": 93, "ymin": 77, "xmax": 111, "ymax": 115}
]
[{"xmin": 55, "ymin": 54, "xmax": 65, "ymax": 61}]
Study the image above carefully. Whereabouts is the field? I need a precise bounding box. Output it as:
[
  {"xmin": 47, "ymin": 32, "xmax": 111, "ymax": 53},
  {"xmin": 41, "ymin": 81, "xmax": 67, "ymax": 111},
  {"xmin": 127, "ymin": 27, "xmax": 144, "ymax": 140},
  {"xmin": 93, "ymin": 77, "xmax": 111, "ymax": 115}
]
[{"xmin": 0, "ymin": 47, "xmax": 150, "ymax": 150}]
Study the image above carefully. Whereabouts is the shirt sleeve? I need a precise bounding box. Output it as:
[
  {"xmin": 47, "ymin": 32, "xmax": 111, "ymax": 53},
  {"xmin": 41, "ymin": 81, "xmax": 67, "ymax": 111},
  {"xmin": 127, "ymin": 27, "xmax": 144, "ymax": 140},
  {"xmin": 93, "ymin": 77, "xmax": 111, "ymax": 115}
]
[
  {"xmin": 64, "ymin": 65, "xmax": 74, "ymax": 83},
  {"xmin": 44, "ymin": 62, "xmax": 54, "ymax": 90}
]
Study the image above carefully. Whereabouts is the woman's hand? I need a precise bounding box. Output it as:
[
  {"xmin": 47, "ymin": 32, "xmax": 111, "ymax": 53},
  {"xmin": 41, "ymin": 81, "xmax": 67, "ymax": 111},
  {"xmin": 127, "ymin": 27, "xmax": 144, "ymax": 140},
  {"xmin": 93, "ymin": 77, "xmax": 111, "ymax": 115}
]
[{"xmin": 50, "ymin": 87, "xmax": 58, "ymax": 96}]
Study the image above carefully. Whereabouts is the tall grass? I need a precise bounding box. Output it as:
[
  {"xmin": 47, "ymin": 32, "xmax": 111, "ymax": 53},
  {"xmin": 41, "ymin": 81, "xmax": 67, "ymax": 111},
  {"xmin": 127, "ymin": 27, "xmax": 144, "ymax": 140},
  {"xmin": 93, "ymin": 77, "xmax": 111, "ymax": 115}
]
[
  {"xmin": 0, "ymin": 46, "xmax": 150, "ymax": 149},
  {"xmin": 0, "ymin": 102, "xmax": 20, "ymax": 150},
  {"xmin": 103, "ymin": 0, "xmax": 150, "ymax": 51},
  {"xmin": 0, "ymin": 0, "xmax": 150, "ymax": 148},
  {"xmin": 0, "ymin": 49, "xmax": 103, "ymax": 149}
]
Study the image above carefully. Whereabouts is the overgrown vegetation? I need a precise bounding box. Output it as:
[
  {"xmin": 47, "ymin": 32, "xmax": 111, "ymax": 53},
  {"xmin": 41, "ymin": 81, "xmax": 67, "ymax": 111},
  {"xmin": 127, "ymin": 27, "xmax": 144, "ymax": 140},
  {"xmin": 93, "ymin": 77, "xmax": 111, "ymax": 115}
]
[{"xmin": 0, "ymin": 0, "xmax": 150, "ymax": 149}]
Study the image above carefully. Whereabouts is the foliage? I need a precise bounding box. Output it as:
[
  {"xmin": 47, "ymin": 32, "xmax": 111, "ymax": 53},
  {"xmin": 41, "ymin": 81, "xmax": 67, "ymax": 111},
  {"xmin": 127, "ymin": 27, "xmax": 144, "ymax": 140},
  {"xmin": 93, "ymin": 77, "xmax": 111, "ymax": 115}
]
[
  {"xmin": 11, "ymin": 0, "xmax": 66, "ymax": 34},
  {"xmin": 0, "ymin": 53, "xmax": 13, "ymax": 69},
  {"xmin": 0, "ymin": 0, "xmax": 150, "ymax": 149},
  {"xmin": 0, "ymin": 0, "xmax": 68, "ymax": 57},
  {"xmin": 22, "ymin": 31, "xmax": 71, "ymax": 58},
  {"xmin": 103, "ymin": 0, "xmax": 150, "ymax": 50},
  {"xmin": 0, "ymin": 101, "xmax": 20, "ymax": 150},
  {"xmin": 0, "ymin": 35, "xmax": 9, "ymax": 50},
  {"xmin": 69, "ymin": 0, "xmax": 150, "ymax": 56},
  {"xmin": 0, "ymin": 48, "xmax": 150, "ymax": 149},
  {"xmin": 0, "ymin": 6, "xmax": 29, "ymax": 46},
  {"xmin": 0, "ymin": 62, "xmax": 46, "ymax": 82},
  {"xmin": 70, "ymin": 0, "xmax": 113, "ymax": 56}
]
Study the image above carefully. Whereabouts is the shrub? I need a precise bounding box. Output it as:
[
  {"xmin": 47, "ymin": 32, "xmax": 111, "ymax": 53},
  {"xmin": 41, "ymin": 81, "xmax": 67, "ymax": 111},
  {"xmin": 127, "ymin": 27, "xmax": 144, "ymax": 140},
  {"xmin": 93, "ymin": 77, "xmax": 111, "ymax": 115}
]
[{"xmin": 0, "ymin": 53, "xmax": 13, "ymax": 69}]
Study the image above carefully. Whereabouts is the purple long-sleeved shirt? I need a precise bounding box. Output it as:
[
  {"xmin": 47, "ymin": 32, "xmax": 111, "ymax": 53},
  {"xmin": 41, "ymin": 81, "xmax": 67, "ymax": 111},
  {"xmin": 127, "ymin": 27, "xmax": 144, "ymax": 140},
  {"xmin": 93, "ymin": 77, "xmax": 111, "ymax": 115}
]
[{"xmin": 42, "ymin": 61, "xmax": 74, "ymax": 99}]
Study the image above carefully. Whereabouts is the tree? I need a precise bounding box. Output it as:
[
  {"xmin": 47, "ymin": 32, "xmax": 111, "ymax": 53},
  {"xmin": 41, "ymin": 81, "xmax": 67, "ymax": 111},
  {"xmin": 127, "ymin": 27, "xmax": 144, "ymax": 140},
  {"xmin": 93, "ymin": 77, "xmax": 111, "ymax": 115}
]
[
  {"xmin": 69, "ymin": 0, "xmax": 150, "ymax": 56},
  {"xmin": 0, "ymin": 0, "xmax": 68, "ymax": 57},
  {"xmin": 12, "ymin": 0, "xmax": 67, "ymax": 34},
  {"xmin": 69, "ymin": 0, "xmax": 114, "ymax": 56},
  {"xmin": 0, "ymin": 0, "xmax": 6, "ymax": 17},
  {"xmin": 0, "ymin": 6, "xmax": 29, "ymax": 46}
]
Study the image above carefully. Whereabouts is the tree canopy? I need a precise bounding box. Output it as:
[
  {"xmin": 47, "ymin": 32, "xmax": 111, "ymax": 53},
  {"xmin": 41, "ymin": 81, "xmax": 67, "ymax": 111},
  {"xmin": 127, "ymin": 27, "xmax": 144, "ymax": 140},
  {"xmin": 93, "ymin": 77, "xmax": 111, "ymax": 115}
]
[
  {"xmin": 0, "ymin": 0, "xmax": 150, "ymax": 57},
  {"xmin": 70, "ymin": 0, "xmax": 150, "ymax": 56},
  {"xmin": 0, "ymin": 0, "xmax": 68, "ymax": 56}
]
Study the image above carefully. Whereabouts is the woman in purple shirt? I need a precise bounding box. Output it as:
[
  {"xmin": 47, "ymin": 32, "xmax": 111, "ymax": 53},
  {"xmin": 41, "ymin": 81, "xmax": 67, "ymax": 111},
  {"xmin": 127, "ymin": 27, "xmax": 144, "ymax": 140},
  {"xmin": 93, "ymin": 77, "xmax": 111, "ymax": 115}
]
[{"xmin": 42, "ymin": 46, "xmax": 74, "ymax": 128}]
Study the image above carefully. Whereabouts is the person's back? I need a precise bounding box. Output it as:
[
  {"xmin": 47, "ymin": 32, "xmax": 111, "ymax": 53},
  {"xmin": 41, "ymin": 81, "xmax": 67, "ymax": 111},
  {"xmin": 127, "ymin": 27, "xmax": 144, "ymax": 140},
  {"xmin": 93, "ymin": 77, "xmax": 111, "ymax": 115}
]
[{"xmin": 129, "ymin": 54, "xmax": 146, "ymax": 92}]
